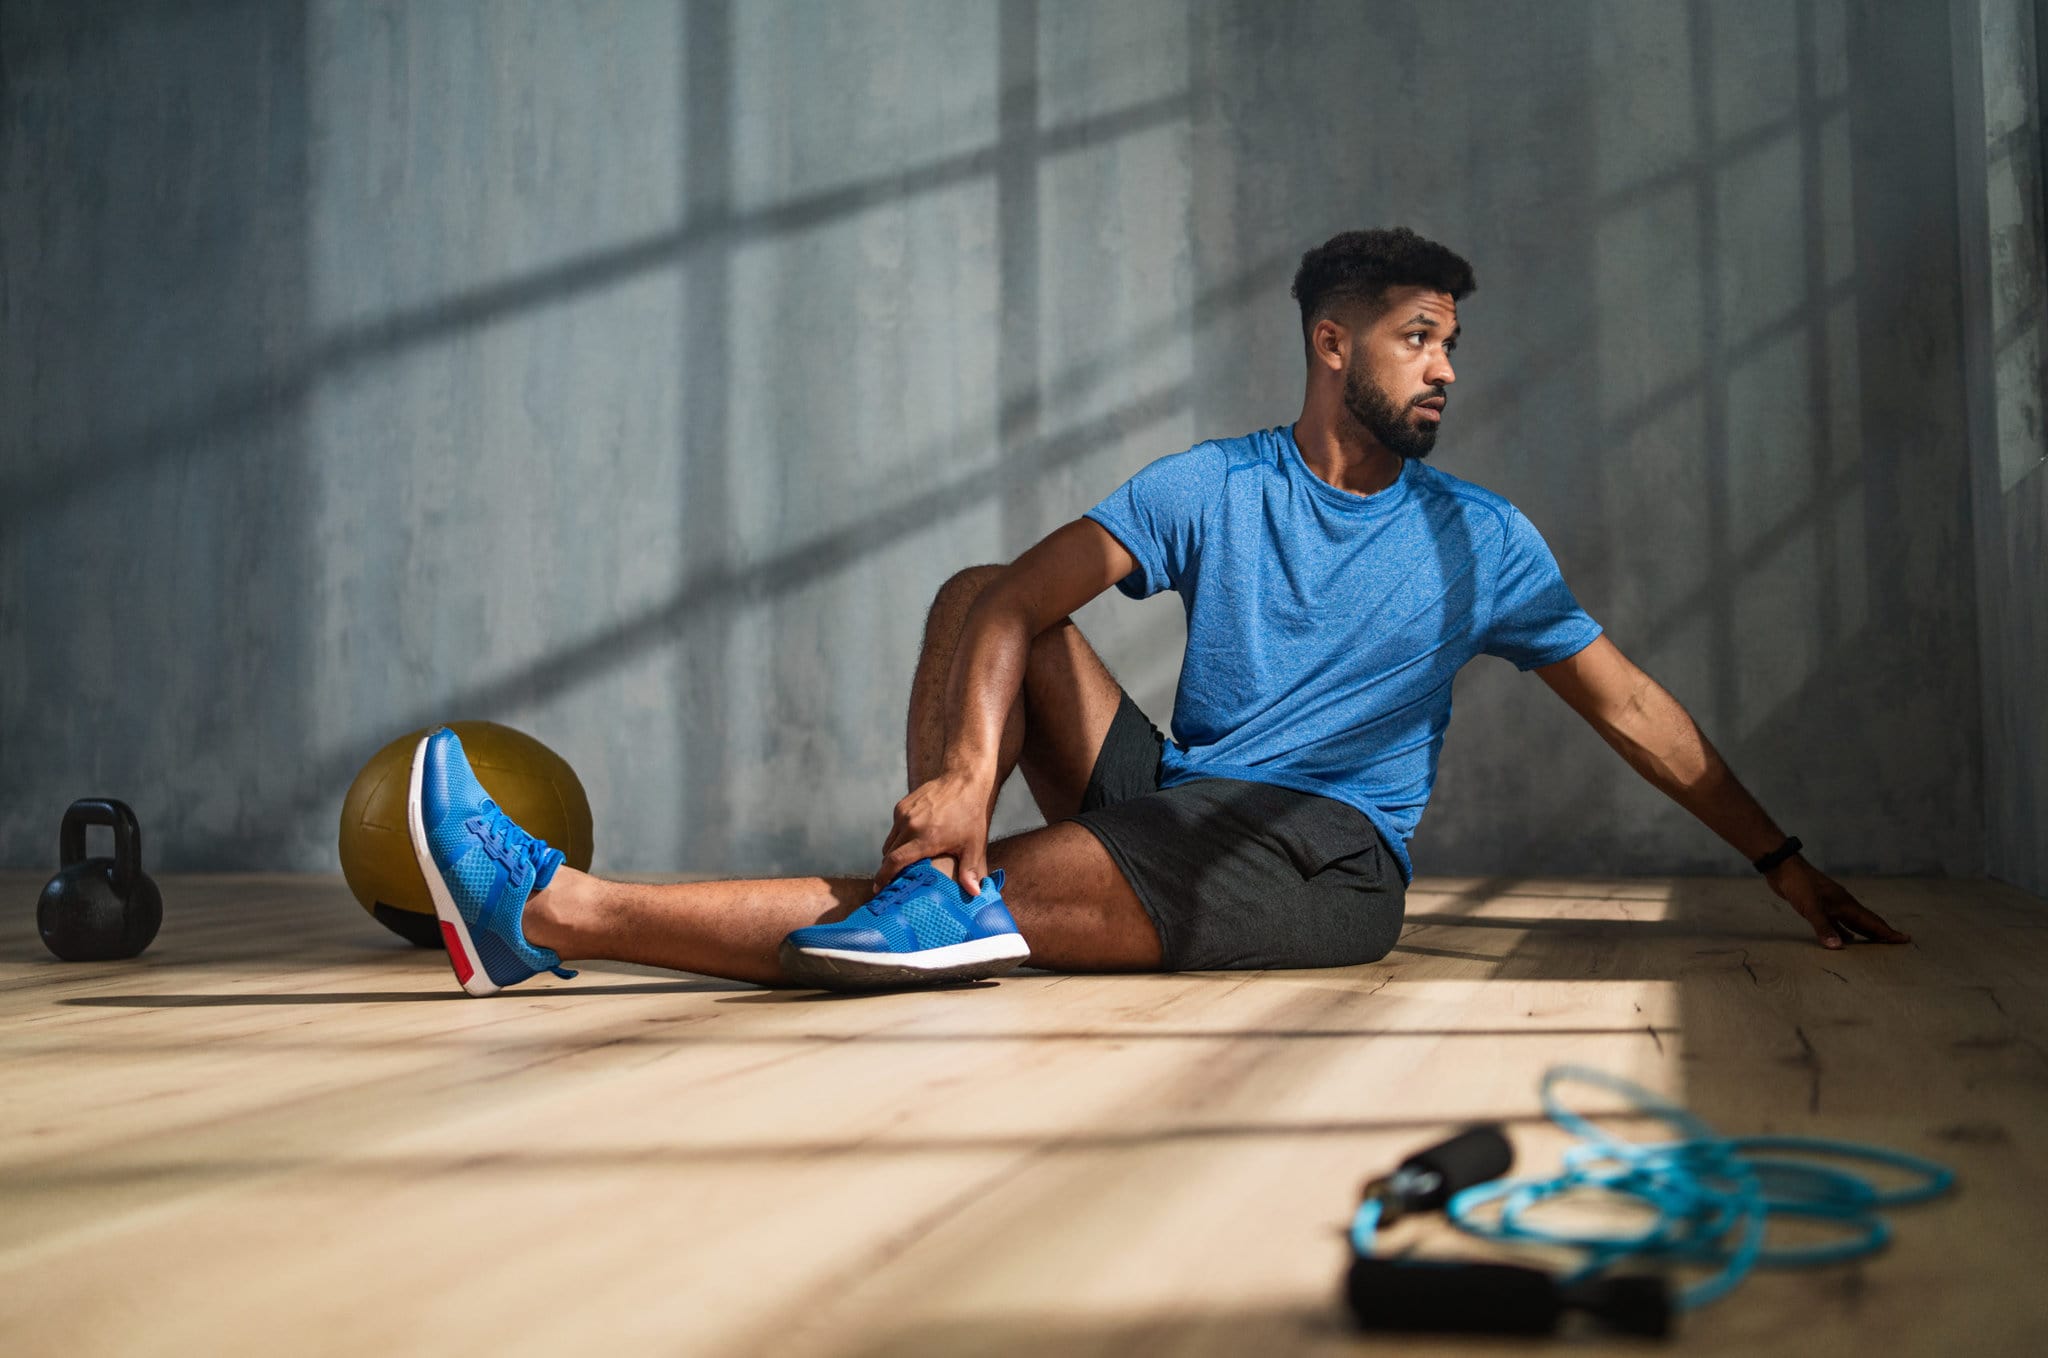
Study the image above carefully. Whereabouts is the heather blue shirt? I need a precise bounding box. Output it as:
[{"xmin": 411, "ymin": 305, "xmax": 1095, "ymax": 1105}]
[{"xmin": 1084, "ymin": 424, "xmax": 1603, "ymax": 884}]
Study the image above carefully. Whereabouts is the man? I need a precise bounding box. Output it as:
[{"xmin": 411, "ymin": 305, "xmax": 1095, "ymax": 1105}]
[{"xmin": 409, "ymin": 227, "xmax": 1909, "ymax": 998}]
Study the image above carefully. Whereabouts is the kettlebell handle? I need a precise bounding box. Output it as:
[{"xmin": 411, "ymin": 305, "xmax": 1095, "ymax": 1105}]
[{"xmin": 59, "ymin": 799, "xmax": 142, "ymax": 892}]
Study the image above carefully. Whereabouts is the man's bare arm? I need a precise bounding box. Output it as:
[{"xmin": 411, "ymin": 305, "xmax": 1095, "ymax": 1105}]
[
  {"xmin": 1534, "ymin": 635, "xmax": 1910, "ymax": 949},
  {"xmin": 875, "ymin": 519, "xmax": 1136, "ymax": 889},
  {"xmin": 1533, "ymin": 636, "xmax": 1788, "ymax": 860}
]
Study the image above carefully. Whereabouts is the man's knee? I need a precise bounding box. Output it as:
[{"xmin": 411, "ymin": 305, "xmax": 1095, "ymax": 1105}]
[
  {"xmin": 926, "ymin": 565, "xmax": 1078, "ymax": 688},
  {"xmin": 928, "ymin": 564, "xmax": 1006, "ymax": 623},
  {"xmin": 1021, "ymin": 614, "xmax": 1087, "ymax": 691}
]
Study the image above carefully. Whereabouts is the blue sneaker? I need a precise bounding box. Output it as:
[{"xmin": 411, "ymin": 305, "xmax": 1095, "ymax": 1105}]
[
  {"xmin": 406, "ymin": 727, "xmax": 577, "ymax": 997},
  {"xmin": 780, "ymin": 859, "xmax": 1029, "ymax": 991}
]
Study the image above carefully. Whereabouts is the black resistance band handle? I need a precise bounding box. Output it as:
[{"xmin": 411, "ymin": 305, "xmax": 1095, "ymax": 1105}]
[
  {"xmin": 1361, "ymin": 1124, "xmax": 1514, "ymax": 1224},
  {"xmin": 1345, "ymin": 1258, "xmax": 1672, "ymax": 1338},
  {"xmin": 1394, "ymin": 1124, "xmax": 1514, "ymax": 1210}
]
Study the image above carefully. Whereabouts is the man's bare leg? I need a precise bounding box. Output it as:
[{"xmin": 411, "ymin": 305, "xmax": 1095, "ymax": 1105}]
[
  {"xmin": 521, "ymin": 565, "xmax": 1163, "ymax": 984},
  {"xmin": 904, "ymin": 565, "xmax": 1128, "ymax": 817},
  {"xmin": 895, "ymin": 564, "xmax": 1161, "ymax": 965},
  {"xmin": 525, "ymin": 873, "xmax": 866, "ymax": 987},
  {"xmin": 524, "ymin": 820, "xmax": 1154, "ymax": 985}
]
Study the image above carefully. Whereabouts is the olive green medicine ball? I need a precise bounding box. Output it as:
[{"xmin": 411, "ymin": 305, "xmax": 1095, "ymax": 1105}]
[{"xmin": 338, "ymin": 721, "xmax": 594, "ymax": 947}]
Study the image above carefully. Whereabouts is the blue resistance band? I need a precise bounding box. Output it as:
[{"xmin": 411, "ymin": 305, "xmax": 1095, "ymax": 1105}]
[{"xmin": 1404, "ymin": 1065, "xmax": 1957, "ymax": 1310}]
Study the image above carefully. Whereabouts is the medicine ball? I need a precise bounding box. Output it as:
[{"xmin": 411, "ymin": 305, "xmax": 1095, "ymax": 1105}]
[{"xmin": 338, "ymin": 721, "xmax": 594, "ymax": 947}]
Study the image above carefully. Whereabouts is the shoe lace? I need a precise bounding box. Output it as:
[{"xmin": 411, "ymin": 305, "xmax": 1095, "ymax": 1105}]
[
  {"xmin": 865, "ymin": 871, "xmax": 927, "ymax": 915},
  {"xmin": 468, "ymin": 800, "xmax": 556, "ymax": 880}
]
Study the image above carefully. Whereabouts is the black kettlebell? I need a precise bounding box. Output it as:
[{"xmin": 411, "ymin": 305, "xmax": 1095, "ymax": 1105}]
[{"xmin": 37, "ymin": 799, "xmax": 162, "ymax": 961}]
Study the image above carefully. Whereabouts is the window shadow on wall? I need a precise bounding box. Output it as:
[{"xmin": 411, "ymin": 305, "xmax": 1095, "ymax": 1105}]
[{"xmin": 0, "ymin": 1, "xmax": 317, "ymax": 868}]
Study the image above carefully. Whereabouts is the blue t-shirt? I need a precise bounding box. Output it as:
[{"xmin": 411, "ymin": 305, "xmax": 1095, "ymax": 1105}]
[{"xmin": 1084, "ymin": 424, "xmax": 1603, "ymax": 884}]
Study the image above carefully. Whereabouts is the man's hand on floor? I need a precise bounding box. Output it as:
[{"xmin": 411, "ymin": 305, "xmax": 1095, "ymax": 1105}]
[
  {"xmin": 1767, "ymin": 859, "xmax": 1911, "ymax": 950},
  {"xmin": 876, "ymin": 771, "xmax": 994, "ymax": 895}
]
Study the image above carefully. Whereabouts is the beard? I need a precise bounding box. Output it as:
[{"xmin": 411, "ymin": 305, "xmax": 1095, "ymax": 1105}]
[{"xmin": 1343, "ymin": 360, "xmax": 1440, "ymax": 460}]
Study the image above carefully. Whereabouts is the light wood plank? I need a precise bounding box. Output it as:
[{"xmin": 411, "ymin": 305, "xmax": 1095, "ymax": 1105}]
[{"xmin": 2, "ymin": 871, "xmax": 2043, "ymax": 1355}]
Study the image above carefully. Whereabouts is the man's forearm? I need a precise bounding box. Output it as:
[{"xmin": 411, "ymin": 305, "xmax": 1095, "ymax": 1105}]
[{"xmin": 1601, "ymin": 681, "xmax": 1795, "ymax": 865}]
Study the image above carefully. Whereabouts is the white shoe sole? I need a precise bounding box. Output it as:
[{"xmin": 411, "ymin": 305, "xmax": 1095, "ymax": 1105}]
[
  {"xmin": 779, "ymin": 931, "xmax": 1032, "ymax": 992},
  {"xmin": 406, "ymin": 733, "xmax": 500, "ymax": 998}
]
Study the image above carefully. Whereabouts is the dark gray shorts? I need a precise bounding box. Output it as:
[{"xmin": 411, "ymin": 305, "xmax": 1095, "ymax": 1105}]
[{"xmin": 1064, "ymin": 692, "xmax": 1405, "ymax": 971}]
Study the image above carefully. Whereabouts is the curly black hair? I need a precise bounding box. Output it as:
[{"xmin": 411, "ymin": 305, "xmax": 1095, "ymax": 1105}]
[{"xmin": 1290, "ymin": 228, "xmax": 1476, "ymax": 338}]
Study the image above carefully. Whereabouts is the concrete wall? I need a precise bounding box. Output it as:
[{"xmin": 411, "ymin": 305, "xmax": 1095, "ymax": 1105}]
[
  {"xmin": 1954, "ymin": 0, "xmax": 2048, "ymax": 898},
  {"xmin": 0, "ymin": 1, "xmax": 1992, "ymax": 881}
]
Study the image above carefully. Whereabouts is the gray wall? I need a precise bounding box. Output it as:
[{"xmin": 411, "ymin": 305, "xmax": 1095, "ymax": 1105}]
[
  {"xmin": 0, "ymin": 0, "xmax": 2003, "ymax": 883},
  {"xmin": 1954, "ymin": 0, "xmax": 2048, "ymax": 898}
]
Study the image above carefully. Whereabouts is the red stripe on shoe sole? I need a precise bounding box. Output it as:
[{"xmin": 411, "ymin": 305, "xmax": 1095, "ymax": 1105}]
[{"xmin": 440, "ymin": 920, "xmax": 475, "ymax": 985}]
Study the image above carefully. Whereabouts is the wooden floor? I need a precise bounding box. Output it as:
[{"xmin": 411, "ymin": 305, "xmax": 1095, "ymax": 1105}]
[{"xmin": 4, "ymin": 871, "xmax": 2046, "ymax": 1356}]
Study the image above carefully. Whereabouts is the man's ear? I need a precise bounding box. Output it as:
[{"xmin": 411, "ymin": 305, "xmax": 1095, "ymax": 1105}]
[{"xmin": 1309, "ymin": 316, "xmax": 1349, "ymax": 374}]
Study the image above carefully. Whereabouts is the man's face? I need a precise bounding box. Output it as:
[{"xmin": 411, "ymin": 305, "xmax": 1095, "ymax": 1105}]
[{"xmin": 1340, "ymin": 287, "xmax": 1459, "ymax": 460}]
